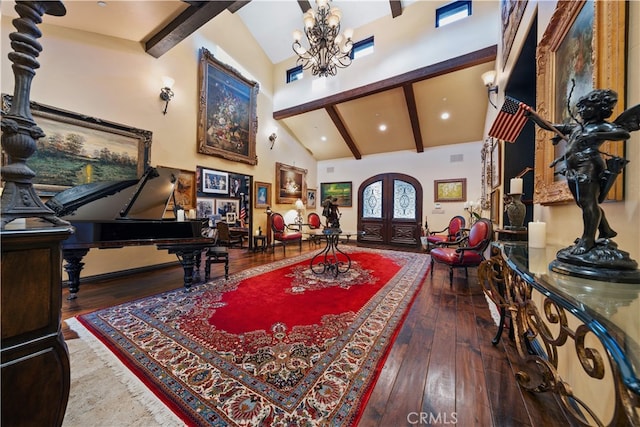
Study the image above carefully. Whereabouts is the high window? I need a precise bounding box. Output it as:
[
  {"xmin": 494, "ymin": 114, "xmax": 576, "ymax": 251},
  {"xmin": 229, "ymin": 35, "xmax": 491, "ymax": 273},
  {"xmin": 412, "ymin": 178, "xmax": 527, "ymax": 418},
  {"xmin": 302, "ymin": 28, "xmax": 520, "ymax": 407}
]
[
  {"xmin": 436, "ymin": 1, "xmax": 472, "ymax": 28},
  {"xmin": 286, "ymin": 65, "xmax": 303, "ymax": 83},
  {"xmin": 350, "ymin": 36, "xmax": 374, "ymax": 60}
]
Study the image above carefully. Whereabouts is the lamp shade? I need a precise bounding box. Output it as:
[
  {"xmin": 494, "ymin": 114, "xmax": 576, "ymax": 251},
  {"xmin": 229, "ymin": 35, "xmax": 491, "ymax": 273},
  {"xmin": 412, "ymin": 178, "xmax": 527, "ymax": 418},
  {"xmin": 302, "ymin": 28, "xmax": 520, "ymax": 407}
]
[
  {"xmin": 481, "ymin": 70, "xmax": 496, "ymax": 87},
  {"xmin": 295, "ymin": 199, "xmax": 305, "ymax": 210}
]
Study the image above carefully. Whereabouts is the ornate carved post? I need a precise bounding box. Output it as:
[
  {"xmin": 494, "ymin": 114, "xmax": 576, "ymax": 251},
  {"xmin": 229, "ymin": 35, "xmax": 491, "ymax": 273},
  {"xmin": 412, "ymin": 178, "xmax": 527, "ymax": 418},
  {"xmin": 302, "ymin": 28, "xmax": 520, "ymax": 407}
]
[{"xmin": 1, "ymin": 1, "xmax": 67, "ymax": 228}]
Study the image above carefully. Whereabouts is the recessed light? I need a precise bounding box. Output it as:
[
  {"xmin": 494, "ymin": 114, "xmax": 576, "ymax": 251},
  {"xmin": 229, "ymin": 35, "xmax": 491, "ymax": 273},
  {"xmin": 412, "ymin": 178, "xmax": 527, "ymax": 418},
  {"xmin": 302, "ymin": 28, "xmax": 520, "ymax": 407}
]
[
  {"xmin": 97, "ymin": 1, "xmax": 107, "ymax": 7},
  {"xmin": 379, "ymin": 124, "xmax": 387, "ymax": 132},
  {"xmin": 321, "ymin": 136, "xmax": 327, "ymax": 141},
  {"xmin": 441, "ymin": 112, "xmax": 450, "ymax": 120}
]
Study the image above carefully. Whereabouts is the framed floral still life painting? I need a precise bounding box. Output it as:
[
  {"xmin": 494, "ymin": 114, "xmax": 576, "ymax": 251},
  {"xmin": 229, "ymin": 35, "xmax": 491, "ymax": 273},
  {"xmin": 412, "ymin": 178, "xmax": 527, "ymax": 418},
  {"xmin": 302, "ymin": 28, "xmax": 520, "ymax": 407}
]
[
  {"xmin": 434, "ymin": 178, "xmax": 466, "ymax": 202},
  {"xmin": 196, "ymin": 48, "xmax": 259, "ymax": 165},
  {"xmin": 534, "ymin": 1, "xmax": 626, "ymax": 205}
]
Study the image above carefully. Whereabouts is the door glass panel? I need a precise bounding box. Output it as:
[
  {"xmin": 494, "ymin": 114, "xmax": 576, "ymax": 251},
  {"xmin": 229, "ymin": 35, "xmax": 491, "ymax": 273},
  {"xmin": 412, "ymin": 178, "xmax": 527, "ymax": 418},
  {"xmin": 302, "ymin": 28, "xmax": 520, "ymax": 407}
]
[
  {"xmin": 362, "ymin": 181, "xmax": 382, "ymax": 218},
  {"xmin": 393, "ymin": 180, "xmax": 416, "ymax": 219}
]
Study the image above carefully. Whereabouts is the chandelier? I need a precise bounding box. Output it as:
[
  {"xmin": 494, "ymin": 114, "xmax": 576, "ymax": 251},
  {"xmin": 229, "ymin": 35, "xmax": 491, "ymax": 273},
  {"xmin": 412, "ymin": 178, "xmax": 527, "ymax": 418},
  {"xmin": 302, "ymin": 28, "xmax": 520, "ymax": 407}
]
[{"xmin": 292, "ymin": 0, "xmax": 354, "ymax": 77}]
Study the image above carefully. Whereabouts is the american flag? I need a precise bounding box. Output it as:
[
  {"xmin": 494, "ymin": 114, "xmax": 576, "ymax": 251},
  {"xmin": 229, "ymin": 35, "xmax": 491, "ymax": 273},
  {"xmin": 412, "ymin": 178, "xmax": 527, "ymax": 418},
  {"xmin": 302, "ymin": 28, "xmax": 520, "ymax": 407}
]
[
  {"xmin": 239, "ymin": 200, "xmax": 246, "ymax": 225},
  {"xmin": 488, "ymin": 96, "xmax": 529, "ymax": 143}
]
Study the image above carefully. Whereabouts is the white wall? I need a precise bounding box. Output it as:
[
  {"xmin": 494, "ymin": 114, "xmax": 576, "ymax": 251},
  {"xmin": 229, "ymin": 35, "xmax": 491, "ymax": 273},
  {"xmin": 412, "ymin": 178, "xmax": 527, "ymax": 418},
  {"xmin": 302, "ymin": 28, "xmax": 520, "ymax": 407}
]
[
  {"xmin": 317, "ymin": 141, "xmax": 483, "ymax": 233},
  {"xmin": 273, "ymin": 1, "xmax": 500, "ymax": 111}
]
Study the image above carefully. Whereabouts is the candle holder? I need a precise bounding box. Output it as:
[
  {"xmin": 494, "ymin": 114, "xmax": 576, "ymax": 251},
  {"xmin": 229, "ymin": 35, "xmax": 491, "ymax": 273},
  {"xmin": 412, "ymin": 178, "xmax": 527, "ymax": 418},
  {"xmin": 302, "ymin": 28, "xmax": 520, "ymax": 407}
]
[
  {"xmin": 504, "ymin": 193, "xmax": 526, "ymax": 230},
  {"xmin": 1, "ymin": 1, "xmax": 67, "ymax": 228}
]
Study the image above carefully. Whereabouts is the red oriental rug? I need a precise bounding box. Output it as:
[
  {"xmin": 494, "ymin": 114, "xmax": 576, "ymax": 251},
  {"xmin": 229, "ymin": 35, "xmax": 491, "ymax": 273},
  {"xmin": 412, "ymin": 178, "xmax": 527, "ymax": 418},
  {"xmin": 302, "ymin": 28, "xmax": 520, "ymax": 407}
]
[{"xmin": 77, "ymin": 247, "xmax": 430, "ymax": 426}]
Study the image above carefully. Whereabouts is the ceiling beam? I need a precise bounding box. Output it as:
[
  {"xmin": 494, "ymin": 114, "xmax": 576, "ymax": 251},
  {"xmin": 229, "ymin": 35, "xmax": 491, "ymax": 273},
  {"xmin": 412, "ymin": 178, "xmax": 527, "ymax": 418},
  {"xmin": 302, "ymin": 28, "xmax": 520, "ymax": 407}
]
[
  {"xmin": 402, "ymin": 84, "xmax": 424, "ymax": 153},
  {"xmin": 390, "ymin": 1, "xmax": 403, "ymax": 18},
  {"xmin": 297, "ymin": 1, "xmax": 312, "ymax": 13},
  {"xmin": 273, "ymin": 45, "xmax": 497, "ymax": 119},
  {"xmin": 144, "ymin": 1, "xmax": 248, "ymax": 58},
  {"xmin": 325, "ymin": 105, "xmax": 362, "ymax": 160}
]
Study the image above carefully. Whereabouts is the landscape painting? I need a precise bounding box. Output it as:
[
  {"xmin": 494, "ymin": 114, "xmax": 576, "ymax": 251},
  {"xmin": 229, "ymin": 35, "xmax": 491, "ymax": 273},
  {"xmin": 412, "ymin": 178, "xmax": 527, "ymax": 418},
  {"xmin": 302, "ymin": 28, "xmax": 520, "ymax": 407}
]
[{"xmin": 1, "ymin": 95, "xmax": 151, "ymax": 195}]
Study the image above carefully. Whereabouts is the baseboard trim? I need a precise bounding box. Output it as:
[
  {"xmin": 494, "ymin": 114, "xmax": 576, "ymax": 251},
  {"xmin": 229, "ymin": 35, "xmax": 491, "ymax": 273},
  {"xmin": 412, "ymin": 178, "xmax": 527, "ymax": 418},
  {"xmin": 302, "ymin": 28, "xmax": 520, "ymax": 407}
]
[{"xmin": 62, "ymin": 261, "xmax": 180, "ymax": 287}]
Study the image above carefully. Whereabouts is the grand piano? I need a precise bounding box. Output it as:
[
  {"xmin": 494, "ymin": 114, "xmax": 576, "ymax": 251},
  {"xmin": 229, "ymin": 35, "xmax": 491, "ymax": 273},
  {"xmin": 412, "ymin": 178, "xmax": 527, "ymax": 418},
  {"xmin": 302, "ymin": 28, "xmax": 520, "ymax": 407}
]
[{"xmin": 46, "ymin": 166, "xmax": 214, "ymax": 299}]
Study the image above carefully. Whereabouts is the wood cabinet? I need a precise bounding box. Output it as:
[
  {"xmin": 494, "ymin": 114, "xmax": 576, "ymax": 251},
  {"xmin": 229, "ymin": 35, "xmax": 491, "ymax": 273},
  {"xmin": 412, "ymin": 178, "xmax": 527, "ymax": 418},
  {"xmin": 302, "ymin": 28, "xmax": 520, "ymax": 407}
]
[{"xmin": 1, "ymin": 225, "xmax": 73, "ymax": 427}]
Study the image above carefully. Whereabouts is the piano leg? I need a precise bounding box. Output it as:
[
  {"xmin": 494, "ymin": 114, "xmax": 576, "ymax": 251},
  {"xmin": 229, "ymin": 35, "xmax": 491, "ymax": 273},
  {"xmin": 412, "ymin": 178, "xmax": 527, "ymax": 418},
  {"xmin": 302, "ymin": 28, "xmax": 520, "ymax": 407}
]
[{"xmin": 62, "ymin": 249, "xmax": 89, "ymax": 300}]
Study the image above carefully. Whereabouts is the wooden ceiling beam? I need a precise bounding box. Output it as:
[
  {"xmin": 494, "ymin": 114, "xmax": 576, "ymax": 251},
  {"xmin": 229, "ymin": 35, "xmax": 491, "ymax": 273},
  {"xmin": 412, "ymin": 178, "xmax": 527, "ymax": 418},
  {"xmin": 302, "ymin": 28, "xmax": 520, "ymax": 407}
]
[
  {"xmin": 145, "ymin": 1, "xmax": 249, "ymax": 58},
  {"xmin": 325, "ymin": 105, "xmax": 362, "ymax": 160},
  {"xmin": 274, "ymin": 45, "xmax": 497, "ymax": 120},
  {"xmin": 403, "ymin": 84, "xmax": 424, "ymax": 153},
  {"xmin": 390, "ymin": 0, "xmax": 403, "ymax": 18},
  {"xmin": 297, "ymin": 1, "xmax": 312, "ymax": 13}
]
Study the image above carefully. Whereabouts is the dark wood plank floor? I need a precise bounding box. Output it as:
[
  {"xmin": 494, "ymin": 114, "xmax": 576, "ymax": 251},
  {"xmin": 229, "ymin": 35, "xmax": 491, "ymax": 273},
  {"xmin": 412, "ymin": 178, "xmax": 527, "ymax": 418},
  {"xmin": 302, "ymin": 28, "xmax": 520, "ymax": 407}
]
[{"xmin": 61, "ymin": 243, "xmax": 569, "ymax": 426}]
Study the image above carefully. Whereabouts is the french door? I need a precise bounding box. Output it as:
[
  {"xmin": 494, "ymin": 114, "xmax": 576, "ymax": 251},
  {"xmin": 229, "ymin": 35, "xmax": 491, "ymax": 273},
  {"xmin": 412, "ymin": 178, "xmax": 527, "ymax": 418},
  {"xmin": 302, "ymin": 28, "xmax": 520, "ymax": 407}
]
[{"xmin": 357, "ymin": 173, "xmax": 422, "ymax": 247}]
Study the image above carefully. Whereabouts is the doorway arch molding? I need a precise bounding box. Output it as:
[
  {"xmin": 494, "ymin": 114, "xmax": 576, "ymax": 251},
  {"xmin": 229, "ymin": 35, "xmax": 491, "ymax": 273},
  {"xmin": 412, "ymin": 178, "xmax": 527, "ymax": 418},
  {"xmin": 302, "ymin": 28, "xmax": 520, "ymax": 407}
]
[{"xmin": 357, "ymin": 172, "xmax": 423, "ymax": 247}]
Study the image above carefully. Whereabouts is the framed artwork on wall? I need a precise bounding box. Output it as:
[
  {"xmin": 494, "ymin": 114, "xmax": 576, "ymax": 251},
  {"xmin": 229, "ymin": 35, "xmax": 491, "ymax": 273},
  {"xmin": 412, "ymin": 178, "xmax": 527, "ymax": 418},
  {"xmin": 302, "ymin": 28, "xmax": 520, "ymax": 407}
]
[
  {"xmin": 1, "ymin": 94, "xmax": 151, "ymax": 196},
  {"xmin": 491, "ymin": 140, "xmax": 501, "ymax": 189},
  {"xmin": 254, "ymin": 181, "xmax": 271, "ymax": 209},
  {"xmin": 306, "ymin": 189, "xmax": 316, "ymax": 209},
  {"xmin": 201, "ymin": 168, "xmax": 229, "ymax": 195},
  {"xmin": 160, "ymin": 167, "xmax": 196, "ymax": 211},
  {"xmin": 196, "ymin": 48, "xmax": 258, "ymax": 165},
  {"xmin": 491, "ymin": 188, "xmax": 501, "ymax": 226},
  {"xmin": 275, "ymin": 162, "xmax": 306, "ymax": 204},
  {"xmin": 434, "ymin": 178, "xmax": 466, "ymax": 202},
  {"xmin": 320, "ymin": 182, "xmax": 352, "ymax": 207},
  {"xmin": 214, "ymin": 198, "xmax": 239, "ymax": 217},
  {"xmin": 500, "ymin": 0, "xmax": 528, "ymax": 69},
  {"xmin": 535, "ymin": 1, "xmax": 626, "ymax": 204},
  {"xmin": 196, "ymin": 197, "xmax": 214, "ymax": 219}
]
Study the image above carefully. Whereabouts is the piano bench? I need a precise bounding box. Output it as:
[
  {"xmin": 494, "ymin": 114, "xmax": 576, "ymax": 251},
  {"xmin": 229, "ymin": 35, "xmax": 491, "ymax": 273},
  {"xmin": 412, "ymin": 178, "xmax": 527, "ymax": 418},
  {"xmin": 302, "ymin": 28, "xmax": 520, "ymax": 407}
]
[{"xmin": 204, "ymin": 247, "xmax": 229, "ymax": 280}]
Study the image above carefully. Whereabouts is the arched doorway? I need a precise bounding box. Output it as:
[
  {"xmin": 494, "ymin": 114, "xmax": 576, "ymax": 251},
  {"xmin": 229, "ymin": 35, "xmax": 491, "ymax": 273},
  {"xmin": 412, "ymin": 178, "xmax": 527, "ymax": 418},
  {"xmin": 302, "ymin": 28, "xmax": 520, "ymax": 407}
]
[{"xmin": 357, "ymin": 173, "xmax": 423, "ymax": 247}]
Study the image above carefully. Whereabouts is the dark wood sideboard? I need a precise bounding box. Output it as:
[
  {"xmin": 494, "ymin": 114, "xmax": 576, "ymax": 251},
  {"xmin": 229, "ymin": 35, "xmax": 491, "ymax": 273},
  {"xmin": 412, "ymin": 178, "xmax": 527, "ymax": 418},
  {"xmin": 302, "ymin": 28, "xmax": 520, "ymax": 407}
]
[{"xmin": 1, "ymin": 224, "xmax": 73, "ymax": 426}]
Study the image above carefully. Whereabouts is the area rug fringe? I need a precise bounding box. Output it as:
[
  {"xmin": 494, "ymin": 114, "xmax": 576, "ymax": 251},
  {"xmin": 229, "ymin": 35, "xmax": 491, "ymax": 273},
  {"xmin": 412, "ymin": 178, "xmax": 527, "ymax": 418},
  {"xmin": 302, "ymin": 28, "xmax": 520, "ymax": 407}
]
[{"xmin": 64, "ymin": 317, "xmax": 185, "ymax": 426}]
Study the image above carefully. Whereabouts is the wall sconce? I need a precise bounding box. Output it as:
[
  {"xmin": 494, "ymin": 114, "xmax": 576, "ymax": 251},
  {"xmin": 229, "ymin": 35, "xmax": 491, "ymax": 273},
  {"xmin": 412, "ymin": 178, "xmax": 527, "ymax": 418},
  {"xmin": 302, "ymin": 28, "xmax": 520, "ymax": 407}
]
[
  {"xmin": 268, "ymin": 132, "xmax": 277, "ymax": 149},
  {"xmin": 481, "ymin": 70, "xmax": 498, "ymax": 109},
  {"xmin": 159, "ymin": 76, "xmax": 175, "ymax": 115}
]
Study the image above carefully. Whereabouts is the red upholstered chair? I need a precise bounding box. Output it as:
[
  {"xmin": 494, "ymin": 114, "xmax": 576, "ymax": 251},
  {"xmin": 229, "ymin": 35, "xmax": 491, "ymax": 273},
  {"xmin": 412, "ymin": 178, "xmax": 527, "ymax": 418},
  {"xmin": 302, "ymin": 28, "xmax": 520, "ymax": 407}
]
[
  {"xmin": 271, "ymin": 212, "xmax": 302, "ymax": 255},
  {"xmin": 426, "ymin": 215, "xmax": 466, "ymax": 252},
  {"xmin": 306, "ymin": 212, "xmax": 323, "ymax": 246},
  {"xmin": 430, "ymin": 218, "xmax": 493, "ymax": 286}
]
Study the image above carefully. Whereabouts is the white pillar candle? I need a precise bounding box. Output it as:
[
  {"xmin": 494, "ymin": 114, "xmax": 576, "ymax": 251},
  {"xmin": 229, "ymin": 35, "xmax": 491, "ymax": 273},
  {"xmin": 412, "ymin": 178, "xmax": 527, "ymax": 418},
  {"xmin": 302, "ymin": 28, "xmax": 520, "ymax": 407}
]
[
  {"xmin": 528, "ymin": 221, "xmax": 546, "ymax": 248},
  {"xmin": 528, "ymin": 247, "xmax": 548, "ymax": 275},
  {"xmin": 188, "ymin": 209, "xmax": 196, "ymax": 219},
  {"xmin": 176, "ymin": 209, "xmax": 185, "ymax": 222},
  {"xmin": 510, "ymin": 178, "xmax": 523, "ymax": 194}
]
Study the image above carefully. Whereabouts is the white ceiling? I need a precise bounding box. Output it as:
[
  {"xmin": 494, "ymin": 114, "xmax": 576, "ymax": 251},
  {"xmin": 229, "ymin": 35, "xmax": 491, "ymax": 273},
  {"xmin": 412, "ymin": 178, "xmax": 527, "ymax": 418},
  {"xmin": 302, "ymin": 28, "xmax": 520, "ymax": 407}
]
[{"xmin": 1, "ymin": 0, "xmax": 496, "ymax": 161}]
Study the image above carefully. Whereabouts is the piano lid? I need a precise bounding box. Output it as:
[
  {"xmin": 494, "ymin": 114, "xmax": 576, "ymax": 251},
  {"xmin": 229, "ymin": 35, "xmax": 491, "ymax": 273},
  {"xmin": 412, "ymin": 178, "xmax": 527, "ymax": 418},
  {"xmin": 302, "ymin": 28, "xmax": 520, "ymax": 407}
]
[{"xmin": 45, "ymin": 166, "xmax": 180, "ymax": 220}]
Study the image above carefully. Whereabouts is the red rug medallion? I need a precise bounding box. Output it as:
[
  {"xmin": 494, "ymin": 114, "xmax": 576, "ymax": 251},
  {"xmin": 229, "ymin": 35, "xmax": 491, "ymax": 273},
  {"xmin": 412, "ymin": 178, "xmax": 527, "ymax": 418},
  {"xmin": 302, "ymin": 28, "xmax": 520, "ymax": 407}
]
[{"xmin": 78, "ymin": 247, "xmax": 430, "ymax": 426}]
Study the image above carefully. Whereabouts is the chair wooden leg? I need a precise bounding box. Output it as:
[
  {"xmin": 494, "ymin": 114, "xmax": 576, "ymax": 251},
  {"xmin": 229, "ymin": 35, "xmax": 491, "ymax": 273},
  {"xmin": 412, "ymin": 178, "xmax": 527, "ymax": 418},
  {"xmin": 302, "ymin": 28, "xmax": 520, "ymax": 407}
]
[
  {"xmin": 430, "ymin": 259, "xmax": 434, "ymax": 276},
  {"xmin": 449, "ymin": 267, "xmax": 454, "ymax": 287},
  {"xmin": 223, "ymin": 259, "xmax": 229, "ymax": 279}
]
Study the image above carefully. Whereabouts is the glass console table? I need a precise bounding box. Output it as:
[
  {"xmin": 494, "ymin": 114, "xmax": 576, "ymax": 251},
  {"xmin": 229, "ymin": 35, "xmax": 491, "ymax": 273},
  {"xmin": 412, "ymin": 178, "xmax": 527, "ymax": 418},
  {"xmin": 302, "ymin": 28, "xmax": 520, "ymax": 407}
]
[{"xmin": 481, "ymin": 242, "xmax": 639, "ymax": 426}]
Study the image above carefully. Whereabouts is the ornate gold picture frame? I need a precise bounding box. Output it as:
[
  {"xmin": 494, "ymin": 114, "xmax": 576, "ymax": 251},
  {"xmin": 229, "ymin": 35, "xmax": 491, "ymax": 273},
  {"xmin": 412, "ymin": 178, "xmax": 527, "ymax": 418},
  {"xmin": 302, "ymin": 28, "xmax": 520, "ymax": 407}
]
[
  {"xmin": 534, "ymin": 1, "xmax": 626, "ymax": 205},
  {"xmin": 275, "ymin": 162, "xmax": 307, "ymax": 205},
  {"xmin": 196, "ymin": 48, "xmax": 259, "ymax": 165}
]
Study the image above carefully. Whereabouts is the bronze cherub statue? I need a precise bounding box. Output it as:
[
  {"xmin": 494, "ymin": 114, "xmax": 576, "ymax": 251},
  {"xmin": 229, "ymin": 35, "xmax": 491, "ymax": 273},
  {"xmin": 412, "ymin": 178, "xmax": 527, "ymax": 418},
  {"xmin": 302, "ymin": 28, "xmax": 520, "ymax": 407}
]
[{"xmin": 526, "ymin": 88, "xmax": 640, "ymax": 282}]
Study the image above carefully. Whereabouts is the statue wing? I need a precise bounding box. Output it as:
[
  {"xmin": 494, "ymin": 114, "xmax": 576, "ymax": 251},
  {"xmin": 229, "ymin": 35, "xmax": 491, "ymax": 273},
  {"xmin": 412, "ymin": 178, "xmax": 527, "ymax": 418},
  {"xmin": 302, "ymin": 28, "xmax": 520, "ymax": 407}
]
[{"xmin": 613, "ymin": 104, "xmax": 640, "ymax": 132}]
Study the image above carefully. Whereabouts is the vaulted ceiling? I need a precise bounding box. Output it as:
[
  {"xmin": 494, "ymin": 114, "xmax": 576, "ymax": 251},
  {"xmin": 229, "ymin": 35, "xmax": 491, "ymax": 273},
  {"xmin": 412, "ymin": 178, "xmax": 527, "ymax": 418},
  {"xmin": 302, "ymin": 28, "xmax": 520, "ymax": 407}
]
[{"xmin": 1, "ymin": 0, "xmax": 497, "ymax": 161}]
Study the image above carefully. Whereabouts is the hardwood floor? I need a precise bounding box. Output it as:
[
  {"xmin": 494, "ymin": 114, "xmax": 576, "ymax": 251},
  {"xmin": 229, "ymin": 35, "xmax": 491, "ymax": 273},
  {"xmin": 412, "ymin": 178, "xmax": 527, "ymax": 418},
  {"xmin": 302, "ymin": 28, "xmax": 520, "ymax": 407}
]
[{"xmin": 61, "ymin": 243, "xmax": 569, "ymax": 426}]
